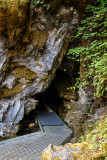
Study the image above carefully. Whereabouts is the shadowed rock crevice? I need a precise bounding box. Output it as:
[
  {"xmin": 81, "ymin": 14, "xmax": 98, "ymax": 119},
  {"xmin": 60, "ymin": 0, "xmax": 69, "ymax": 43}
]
[{"xmin": 17, "ymin": 109, "xmax": 39, "ymax": 136}]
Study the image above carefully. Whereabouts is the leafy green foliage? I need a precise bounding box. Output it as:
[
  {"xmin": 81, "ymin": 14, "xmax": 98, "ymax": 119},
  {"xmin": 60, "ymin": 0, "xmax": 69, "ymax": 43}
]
[
  {"xmin": 31, "ymin": 0, "xmax": 50, "ymax": 10},
  {"xmin": 67, "ymin": 0, "xmax": 107, "ymax": 98},
  {"xmin": 86, "ymin": 106, "xmax": 90, "ymax": 112}
]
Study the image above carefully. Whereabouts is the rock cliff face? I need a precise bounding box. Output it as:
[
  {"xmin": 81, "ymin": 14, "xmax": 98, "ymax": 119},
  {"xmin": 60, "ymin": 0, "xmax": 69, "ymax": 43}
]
[{"xmin": 0, "ymin": 0, "xmax": 79, "ymax": 137}]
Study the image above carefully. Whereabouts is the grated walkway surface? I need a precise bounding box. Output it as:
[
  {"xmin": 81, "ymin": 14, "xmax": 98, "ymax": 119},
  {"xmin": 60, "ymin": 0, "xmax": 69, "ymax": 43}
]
[{"xmin": 0, "ymin": 110, "xmax": 73, "ymax": 160}]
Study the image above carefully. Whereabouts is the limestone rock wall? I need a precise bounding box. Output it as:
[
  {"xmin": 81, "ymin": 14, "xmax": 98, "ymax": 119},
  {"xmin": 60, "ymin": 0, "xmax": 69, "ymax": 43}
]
[{"xmin": 0, "ymin": 1, "xmax": 79, "ymax": 137}]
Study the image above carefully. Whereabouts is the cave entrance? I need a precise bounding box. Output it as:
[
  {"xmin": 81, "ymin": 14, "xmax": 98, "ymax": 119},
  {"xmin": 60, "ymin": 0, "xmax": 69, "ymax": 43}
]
[
  {"xmin": 16, "ymin": 52, "xmax": 79, "ymax": 137},
  {"xmin": 36, "ymin": 81, "xmax": 63, "ymax": 115},
  {"xmin": 17, "ymin": 78, "xmax": 63, "ymax": 137},
  {"xmin": 16, "ymin": 52, "xmax": 80, "ymax": 137}
]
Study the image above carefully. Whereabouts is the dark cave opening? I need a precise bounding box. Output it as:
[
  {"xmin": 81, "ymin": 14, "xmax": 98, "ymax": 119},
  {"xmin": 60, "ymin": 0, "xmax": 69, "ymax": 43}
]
[
  {"xmin": 36, "ymin": 79, "xmax": 63, "ymax": 115},
  {"xmin": 17, "ymin": 72, "xmax": 65, "ymax": 136},
  {"xmin": 17, "ymin": 109, "xmax": 40, "ymax": 136},
  {"xmin": 16, "ymin": 74, "xmax": 64, "ymax": 137},
  {"xmin": 36, "ymin": 52, "xmax": 80, "ymax": 115},
  {"xmin": 0, "ymin": 54, "xmax": 79, "ymax": 140}
]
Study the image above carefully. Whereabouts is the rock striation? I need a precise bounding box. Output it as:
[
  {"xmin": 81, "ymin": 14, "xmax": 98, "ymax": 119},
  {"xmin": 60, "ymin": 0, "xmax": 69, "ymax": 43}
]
[{"xmin": 0, "ymin": 1, "xmax": 79, "ymax": 137}]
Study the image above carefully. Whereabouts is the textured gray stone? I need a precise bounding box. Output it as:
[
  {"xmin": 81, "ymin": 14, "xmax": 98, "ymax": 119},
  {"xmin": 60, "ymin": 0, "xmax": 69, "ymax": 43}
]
[{"xmin": 0, "ymin": 6, "xmax": 79, "ymax": 137}]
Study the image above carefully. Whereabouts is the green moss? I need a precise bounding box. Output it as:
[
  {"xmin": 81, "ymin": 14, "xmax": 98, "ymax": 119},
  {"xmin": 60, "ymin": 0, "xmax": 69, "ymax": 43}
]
[
  {"xmin": 7, "ymin": 50, "xmax": 19, "ymax": 58},
  {"xmin": 0, "ymin": 0, "xmax": 29, "ymax": 38},
  {"xmin": 31, "ymin": 30, "xmax": 47, "ymax": 48},
  {"xmin": 2, "ymin": 51, "xmax": 19, "ymax": 71},
  {"xmin": 35, "ymin": 55, "xmax": 40, "ymax": 61},
  {"xmin": 42, "ymin": 117, "xmax": 107, "ymax": 160},
  {"xmin": 0, "ymin": 0, "xmax": 29, "ymax": 10},
  {"xmin": 42, "ymin": 74, "xmax": 48, "ymax": 80},
  {"xmin": 0, "ymin": 83, "xmax": 23, "ymax": 97},
  {"xmin": 12, "ymin": 66, "xmax": 37, "ymax": 80},
  {"xmin": 10, "ymin": 62, "xmax": 20, "ymax": 69},
  {"xmin": 79, "ymin": 117, "xmax": 107, "ymax": 158}
]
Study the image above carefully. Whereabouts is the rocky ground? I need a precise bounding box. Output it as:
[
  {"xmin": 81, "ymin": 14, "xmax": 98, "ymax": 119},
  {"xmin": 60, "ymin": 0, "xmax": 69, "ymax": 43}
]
[{"xmin": 42, "ymin": 116, "xmax": 107, "ymax": 160}]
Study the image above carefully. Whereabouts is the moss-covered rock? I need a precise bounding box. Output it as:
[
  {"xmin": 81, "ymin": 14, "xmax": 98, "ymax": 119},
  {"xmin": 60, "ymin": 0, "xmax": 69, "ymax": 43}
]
[
  {"xmin": 0, "ymin": 0, "xmax": 29, "ymax": 41},
  {"xmin": 0, "ymin": 4, "xmax": 79, "ymax": 137},
  {"xmin": 42, "ymin": 117, "xmax": 107, "ymax": 160},
  {"xmin": 0, "ymin": 83, "xmax": 23, "ymax": 97},
  {"xmin": 30, "ymin": 30, "xmax": 47, "ymax": 48},
  {"xmin": 12, "ymin": 66, "xmax": 37, "ymax": 80}
]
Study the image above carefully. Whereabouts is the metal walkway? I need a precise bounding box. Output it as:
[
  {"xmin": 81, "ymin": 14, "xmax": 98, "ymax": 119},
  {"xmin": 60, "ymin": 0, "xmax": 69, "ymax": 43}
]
[{"xmin": 0, "ymin": 106, "xmax": 73, "ymax": 160}]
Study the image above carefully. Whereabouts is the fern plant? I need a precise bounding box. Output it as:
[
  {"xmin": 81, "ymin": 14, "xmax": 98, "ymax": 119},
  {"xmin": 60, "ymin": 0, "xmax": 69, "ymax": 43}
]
[{"xmin": 67, "ymin": 0, "xmax": 107, "ymax": 98}]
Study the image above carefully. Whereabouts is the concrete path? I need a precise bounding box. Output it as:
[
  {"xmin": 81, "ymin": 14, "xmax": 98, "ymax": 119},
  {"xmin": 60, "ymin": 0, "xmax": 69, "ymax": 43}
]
[{"xmin": 0, "ymin": 107, "xmax": 73, "ymax": 160}]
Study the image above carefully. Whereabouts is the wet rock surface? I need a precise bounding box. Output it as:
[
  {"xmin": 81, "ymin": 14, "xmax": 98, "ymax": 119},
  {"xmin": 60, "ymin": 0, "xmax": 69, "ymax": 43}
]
[{"xmin": 0, "ymin": 1, "xmax": 79, "ymax": 137}]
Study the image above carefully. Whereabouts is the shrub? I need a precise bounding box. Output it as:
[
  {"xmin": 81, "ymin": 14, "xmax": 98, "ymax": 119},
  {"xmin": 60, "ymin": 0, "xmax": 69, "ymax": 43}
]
[{"xmin": 67, "ymin": 0, "xmax": 107, "ymax": 98}]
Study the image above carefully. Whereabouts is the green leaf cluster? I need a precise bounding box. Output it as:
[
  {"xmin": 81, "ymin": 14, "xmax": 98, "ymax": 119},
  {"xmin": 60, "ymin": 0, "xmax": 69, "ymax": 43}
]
[
  {"xmin": 67, "ymin": 0, "xmax": 107, "ymax": 98},
  {"xmin": 31, "ymin": 0, "xmax": 50, "ymax": 10}
]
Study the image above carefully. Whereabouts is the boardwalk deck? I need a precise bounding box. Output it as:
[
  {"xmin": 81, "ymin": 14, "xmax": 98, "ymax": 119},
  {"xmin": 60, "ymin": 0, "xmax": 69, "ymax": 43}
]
[{"xmin": 0, "ymin": 107, "xmax": 73, "ymax": 160}]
